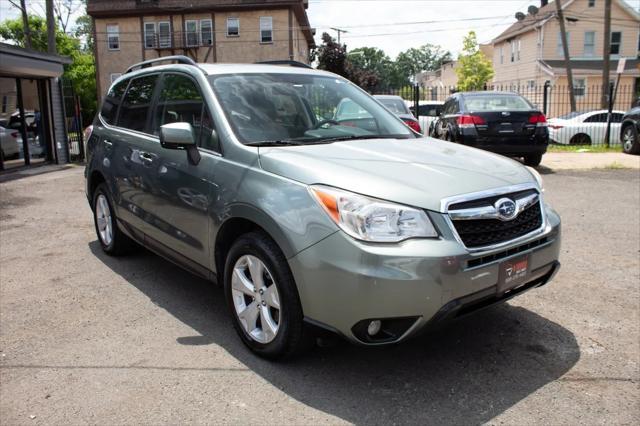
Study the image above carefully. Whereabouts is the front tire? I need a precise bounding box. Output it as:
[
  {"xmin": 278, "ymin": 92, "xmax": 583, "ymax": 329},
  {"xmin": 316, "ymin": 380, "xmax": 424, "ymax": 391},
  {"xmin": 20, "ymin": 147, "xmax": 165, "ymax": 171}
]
[
  {"xmin": 622, "ymin": 125, "xmax": 640, "ymax": 155},
  {"xmin": 224, "ymin": 231, "xmax": 307, "ymax": 359},
  {"xmin": 92, "ymin": 183, "xmax": 134, "ymax": 255},
  {"xmin": 524, "ymin": 153, "xmax": 543, "ymax": 167}
]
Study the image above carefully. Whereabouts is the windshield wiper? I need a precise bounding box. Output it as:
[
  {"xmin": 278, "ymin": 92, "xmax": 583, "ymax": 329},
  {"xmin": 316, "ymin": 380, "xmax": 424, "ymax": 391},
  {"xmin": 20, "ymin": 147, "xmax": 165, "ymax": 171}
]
[
  {"xmin": 244, "ymin": 140, "xmax": 304, "ymax": 147},
  {"xmin": 314, "ymin": 135, "xmax": 399, "ymax": 143}
]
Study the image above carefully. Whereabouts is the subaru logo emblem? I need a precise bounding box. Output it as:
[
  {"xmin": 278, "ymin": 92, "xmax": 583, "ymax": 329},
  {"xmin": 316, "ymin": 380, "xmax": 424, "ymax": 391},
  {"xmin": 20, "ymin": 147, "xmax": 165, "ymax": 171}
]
[
  {"xmin": 495, "ymin": 198, "xmax": 517, "ymax": 221},
  {"xmin": 502, "ymin": 111, "xmax": 511, "ymax": 116}
]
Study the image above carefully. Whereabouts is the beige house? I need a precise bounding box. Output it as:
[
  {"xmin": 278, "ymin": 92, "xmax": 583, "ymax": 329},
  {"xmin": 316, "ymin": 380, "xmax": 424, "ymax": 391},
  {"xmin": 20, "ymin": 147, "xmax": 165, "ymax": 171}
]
[
  {"xmin": 490, "ymin": 0, "xmax": 640, "ymax": 115},
  {"xmin": 418, "ymin": 45, "xmax": 493, "ymax": 99},
  {"xmin": 87, "ymin": 0, "xmax": 315, "ymax": 99}
]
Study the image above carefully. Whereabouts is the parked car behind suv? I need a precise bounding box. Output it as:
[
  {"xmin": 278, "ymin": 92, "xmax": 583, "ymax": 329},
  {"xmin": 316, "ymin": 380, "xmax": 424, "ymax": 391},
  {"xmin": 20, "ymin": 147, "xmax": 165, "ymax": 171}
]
[
  {"xmin": 86, "ymin": 57, "xmax": 561, "ymax": 359},
  {"xmin": 373, "ymin": 95, "xmax": 422, "ymax": 133},
  {"xmin": 620, "ymin": 106, "xmax": 640, "ymax": 155},
  {"xmin": 432, "ymin": 92, "xmax": 549, "ymax": 166}
]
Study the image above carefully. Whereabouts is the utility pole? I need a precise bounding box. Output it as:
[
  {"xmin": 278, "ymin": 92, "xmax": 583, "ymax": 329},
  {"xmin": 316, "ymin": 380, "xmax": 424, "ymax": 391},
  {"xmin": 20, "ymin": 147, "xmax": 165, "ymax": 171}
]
[
  {"xmin": 46, "ymin": 0, "xmax": 56, "ymax": 54},
  {"xmin": 19, "ymin": 0, "xmax": 31, "ymax": 49},
  {"xmin": 330, "ymin": 27, "xmax": 348, "ymax": 44},
  {"xmin": 601, "ymin": 0, "xmax": 612, "ymax": 109},
  {"xmin": 556, "ymin": 0, "xmax": 576, "ymax": 112}
]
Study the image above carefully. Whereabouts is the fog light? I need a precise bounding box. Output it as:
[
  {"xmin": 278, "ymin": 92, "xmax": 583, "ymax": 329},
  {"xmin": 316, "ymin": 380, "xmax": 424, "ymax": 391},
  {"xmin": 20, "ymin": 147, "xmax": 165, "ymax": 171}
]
[{"xmin": 367, "ymin": 320, "xmax": 382, "ymax": 336}]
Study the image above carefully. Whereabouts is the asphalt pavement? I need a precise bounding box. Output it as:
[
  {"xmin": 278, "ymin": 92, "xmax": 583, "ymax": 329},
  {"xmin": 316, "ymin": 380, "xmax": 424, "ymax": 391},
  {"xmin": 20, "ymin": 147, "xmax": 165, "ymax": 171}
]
[{"xmin": 0, "ymin": 165, "xmax": 638, "ymax": 425}]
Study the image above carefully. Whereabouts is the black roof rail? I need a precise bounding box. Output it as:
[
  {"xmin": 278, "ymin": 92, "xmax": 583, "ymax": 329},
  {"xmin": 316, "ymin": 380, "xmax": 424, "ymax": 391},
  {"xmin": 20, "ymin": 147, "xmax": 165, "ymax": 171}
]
[
  {"xmin": 255, "ymin": 60, "xmax": 313, "ymax": 69},
  {"xmin": 125, "ymin": 55, "xmax": 201, "ymax": 74}
]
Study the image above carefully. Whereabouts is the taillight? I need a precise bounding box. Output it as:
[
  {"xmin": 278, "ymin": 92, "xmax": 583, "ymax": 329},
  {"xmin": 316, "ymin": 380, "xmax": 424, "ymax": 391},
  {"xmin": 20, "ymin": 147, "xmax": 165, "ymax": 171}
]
[
  {"xmin": 528, "ymin": 113, "xmax": 547, "ymax": 127},
  {"xmin": 457, "ymin": 115, "xmax": 486, "ymax": 127},
  {"xmin": 403, "ymin": 119, "xmax": 422, "ymax": 133},
  {"xmin": 83, "ymin": 125, "xmax": 93, "ymax": 141},
  {"xmin": 10, "ymin": 132, "xmax": 19, "ymax": 138}
]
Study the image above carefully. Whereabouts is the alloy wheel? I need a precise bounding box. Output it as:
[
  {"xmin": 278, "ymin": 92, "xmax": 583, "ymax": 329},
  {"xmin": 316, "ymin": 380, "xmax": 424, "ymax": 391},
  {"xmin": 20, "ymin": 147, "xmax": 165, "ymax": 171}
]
[
  {"xmin": 95, "ymin": 194, "xmax": 113, "ymax": 246},
  {"xmin": 623, "ymin": 128, "xmax": 635, "ymax": 152},
  {"xmin": 231, "ymin": 255, "xmax": 281, "ymax": 344}
]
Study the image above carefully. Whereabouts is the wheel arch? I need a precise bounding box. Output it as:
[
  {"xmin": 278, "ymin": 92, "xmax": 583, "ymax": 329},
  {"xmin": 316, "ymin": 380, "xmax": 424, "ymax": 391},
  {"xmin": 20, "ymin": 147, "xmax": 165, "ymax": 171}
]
[
  {"xmin": 569, "ymin": 133, "xmax": 592, "ymax": 145},
  {"xmin": 213, "ymin": 206, "xmax": 296, "ymax": 280},
  {"xmin": 88, "ymin": 170, "xmax": 106, "ymax": 204}
]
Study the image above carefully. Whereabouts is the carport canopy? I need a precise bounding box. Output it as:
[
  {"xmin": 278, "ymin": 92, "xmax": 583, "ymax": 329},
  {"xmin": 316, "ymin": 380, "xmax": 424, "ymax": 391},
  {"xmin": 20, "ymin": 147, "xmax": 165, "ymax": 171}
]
[{"xmin": 0, "ymin": 42, "xmax": 71, "ymax": 78}]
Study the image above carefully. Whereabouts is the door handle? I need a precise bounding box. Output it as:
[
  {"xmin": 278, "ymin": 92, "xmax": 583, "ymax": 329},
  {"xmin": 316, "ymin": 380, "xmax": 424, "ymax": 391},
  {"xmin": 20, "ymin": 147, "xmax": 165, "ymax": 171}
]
[
  {"xmin": 103, "ymin": 139, "xmax": 113, "ymax": 148},
  {"xmin": 139, "ymin": 151, "xmax": 155, "ymax": 165}
]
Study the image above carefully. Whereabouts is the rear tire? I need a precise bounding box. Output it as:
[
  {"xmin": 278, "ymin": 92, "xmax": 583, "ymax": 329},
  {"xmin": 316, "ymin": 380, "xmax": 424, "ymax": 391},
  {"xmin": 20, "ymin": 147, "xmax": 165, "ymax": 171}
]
[
  {"xmin": 224, "ymin": 231, "xmax": 308, "ymax": 360},
  {"xmin": 92, "ymin": 183, "xmax": 134, "ymax": 256},
  {"xmin": 622, "ymin": 125, "xmax": 640, "ymax": 155},
  {"xmin": 570, "ymin": 133, "xmax": 591, "ymax": 146},
  {"xmin": 524, "ymin": 153, "xmax": 543, "ymax": 167}
]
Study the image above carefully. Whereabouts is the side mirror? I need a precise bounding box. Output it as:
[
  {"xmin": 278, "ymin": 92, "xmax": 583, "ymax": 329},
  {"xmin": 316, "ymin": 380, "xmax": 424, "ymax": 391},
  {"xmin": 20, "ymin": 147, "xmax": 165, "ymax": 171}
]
[{"xmin": 160, "ymin": 122, "xmax": 200, "ymax": 165}]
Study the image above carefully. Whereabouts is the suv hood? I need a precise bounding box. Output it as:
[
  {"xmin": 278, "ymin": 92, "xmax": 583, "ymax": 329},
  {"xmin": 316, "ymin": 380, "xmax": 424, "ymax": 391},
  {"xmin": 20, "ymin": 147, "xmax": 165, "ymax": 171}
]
[{"xmin": 258, "ymin": 138, "xmax": 536, "ymax": 212}]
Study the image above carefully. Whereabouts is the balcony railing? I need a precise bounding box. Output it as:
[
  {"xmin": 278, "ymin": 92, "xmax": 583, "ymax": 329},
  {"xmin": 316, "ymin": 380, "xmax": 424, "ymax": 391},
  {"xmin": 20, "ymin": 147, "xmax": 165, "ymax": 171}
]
[{"xmin": 143, "ymin": 31, "xmax": 214, "ymax": 50}]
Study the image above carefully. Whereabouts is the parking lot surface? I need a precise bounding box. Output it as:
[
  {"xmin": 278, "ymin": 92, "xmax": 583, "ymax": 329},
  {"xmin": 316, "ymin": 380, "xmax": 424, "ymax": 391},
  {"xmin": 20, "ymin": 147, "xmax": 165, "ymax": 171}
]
[{"xmin": 1, "ymin": 165, "xmax": 638, "ymax": 425}]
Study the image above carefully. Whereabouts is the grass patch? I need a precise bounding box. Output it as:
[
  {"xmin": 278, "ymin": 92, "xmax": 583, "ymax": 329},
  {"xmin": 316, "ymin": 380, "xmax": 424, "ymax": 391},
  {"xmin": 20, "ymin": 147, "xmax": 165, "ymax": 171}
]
[
  {"xmin": 547, "ymin": 144, "xmax": 621, "ymax": 153},
  {"xmin": 602, "ymin": 161, "xmax": 628, "ymax": 169}
]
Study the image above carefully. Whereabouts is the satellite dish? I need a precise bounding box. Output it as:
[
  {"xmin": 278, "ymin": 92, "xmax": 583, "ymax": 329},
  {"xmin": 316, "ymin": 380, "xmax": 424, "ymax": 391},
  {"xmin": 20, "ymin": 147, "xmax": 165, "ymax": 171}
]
[
  {"xmin": 515, "ymin": 12, "xmax": 526, "ymax": 21},
  {"xmin": 528, "ymin": 5, "xmax": 539, "ymax": 15}
]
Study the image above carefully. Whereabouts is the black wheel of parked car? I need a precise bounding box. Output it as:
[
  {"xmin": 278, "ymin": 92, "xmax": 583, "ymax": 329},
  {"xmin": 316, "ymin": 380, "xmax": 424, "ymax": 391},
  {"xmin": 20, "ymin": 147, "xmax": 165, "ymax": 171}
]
[
  {"xmin": 524, "ymin": 153, "xmax": 543, "ymax": 167},
  {"xmin": 621, "ymin": 124, "xmax": 640, "ymax": 155},
  {"xmin": 92, "ymin": 183, "xmax": 135, "ymax": 256},
  {"xmin": 224, "ymin": 231, "xmax": 308, "ymax": 359},
  {"xmin": 570, "ymin": 133, "xmax": 591, "ymax": 145}
]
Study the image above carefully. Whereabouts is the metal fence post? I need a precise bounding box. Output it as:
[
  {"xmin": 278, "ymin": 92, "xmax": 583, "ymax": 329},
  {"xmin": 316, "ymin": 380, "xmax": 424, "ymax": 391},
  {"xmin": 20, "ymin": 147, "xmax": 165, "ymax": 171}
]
[
  {"xmin": 414, "ymin": 84, "xmax": 420, "ymax": 119},
  {"xmin": 543, "ymin": 81, "xmax": 550, "ymax": 116},
  {"xmin": 605, "ymin": 82, "xmax": 615, "ymax": 148}
]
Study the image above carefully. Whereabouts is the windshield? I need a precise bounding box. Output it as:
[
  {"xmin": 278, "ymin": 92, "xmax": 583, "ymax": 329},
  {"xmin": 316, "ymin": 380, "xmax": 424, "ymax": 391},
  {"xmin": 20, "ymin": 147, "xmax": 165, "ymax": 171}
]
[
  {"xmin": 463, "ymin": 94, "xmax": 533, "ymax": 112},
  {"xmin": 377, "ymin": 98, "xmax": 409, "ymax": 115},
  {"xmin": 208, "ymin": 73, "xmax": 413, "ymax": 144}
]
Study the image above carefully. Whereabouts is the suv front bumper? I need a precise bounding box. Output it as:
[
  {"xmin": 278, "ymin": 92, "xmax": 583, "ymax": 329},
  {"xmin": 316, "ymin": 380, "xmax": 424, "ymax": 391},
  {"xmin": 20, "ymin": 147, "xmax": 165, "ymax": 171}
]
[{"xmin": 288, "ymin": 207, "xmax": 561, "ymax": 345}]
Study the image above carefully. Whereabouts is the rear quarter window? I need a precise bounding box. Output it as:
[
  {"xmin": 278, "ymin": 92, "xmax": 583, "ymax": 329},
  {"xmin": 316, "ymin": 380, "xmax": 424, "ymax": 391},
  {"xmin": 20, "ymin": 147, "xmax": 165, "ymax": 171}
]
[{"xmin": 100, "ymin": 78, "xmax": 129, "ymax": 125}]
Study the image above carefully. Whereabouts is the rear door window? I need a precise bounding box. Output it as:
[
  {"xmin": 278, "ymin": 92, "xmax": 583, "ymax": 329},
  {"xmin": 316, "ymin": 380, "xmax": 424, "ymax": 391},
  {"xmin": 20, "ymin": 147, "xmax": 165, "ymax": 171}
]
[
  {"xmin": 117, "ymin": 74, "xmax": 159, "ymax": 133},
  {"xmin": 100, "ymin": 78, "xmax": 129, "ymax": 125},
  {"xmin": 584, "ymin": 113, "xmax": 606, "ymax": 123}
]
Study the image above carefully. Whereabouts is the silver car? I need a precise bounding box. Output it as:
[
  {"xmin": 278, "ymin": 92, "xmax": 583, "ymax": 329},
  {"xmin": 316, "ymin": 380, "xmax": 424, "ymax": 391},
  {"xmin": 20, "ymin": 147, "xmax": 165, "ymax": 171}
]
[{"xmin": 85, "ymin": 57, "xmax": 561, "ymax": 359}]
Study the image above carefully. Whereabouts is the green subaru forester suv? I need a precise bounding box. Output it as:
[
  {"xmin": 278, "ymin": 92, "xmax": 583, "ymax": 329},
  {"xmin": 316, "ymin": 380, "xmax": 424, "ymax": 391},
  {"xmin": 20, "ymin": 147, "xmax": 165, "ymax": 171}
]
[{"xmin": 85, "ymin": 57, "xmax": 561, "ymax": 359}]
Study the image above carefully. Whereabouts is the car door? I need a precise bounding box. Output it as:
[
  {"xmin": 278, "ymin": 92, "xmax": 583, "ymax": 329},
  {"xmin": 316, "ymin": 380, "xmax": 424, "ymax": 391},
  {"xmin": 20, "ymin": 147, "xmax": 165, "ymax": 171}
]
[
  {"xmin": 138, "ymin": 72, "xmax": 221, "ymax": 270},
  {"xmin": 582, "ymin": 113, "xmax": 607, "ymax": 143},
  {"xmin": 107, "ymin": 73, "xmax": 161, "ymax": 239}
]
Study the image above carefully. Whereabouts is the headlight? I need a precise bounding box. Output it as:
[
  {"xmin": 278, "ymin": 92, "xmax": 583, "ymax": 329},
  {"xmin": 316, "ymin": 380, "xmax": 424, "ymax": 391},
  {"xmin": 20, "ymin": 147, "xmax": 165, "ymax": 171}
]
[
  {"xmin": 527, "ymin": 166, "xmax": 545, "ymax": 192},
  {"xmin": 310, "ymin": 185, "xmax": 438, "ymax": 242}
]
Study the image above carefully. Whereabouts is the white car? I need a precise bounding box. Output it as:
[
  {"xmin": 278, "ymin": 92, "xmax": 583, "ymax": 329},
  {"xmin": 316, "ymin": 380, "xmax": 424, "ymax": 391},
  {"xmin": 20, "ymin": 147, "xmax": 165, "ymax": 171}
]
[
  {"xmin": 0, "ymin": 125, "xmax": 21, "ymax": 159},
  {"xmin": 547, "ymin": 110, "xmax": 625, "ymax": 145},
  {"xmin": 406, "ymin": 101, "xmax": 444, "ymax": 136}
]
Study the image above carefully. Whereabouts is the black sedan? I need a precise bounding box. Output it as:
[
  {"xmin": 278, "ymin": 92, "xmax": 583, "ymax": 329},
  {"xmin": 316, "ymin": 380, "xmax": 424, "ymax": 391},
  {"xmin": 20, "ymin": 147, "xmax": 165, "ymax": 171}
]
[
  {"xmin": 620, "ymin": 106, "xmax": 640, "ymax": 155},
  {"xmin": 431, "ymin": 92, "xmax": 548, "ymax": 166}
]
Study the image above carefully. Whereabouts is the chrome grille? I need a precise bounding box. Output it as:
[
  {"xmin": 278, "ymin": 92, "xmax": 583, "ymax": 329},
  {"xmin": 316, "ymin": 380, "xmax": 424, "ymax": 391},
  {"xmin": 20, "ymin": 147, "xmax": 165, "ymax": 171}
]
[{"xmin": 446, "ymin": 188, "xmax": 544, "ymax": 249}]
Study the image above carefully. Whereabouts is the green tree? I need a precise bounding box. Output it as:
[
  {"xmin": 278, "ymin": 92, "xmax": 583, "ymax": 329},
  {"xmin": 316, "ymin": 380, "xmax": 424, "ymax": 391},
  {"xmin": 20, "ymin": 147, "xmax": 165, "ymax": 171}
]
[
  {"xmin": 313, "ymin": 32, "xmax": 349, "ymax": 78},
  {"xmin": 347, "ymin": 47, "xmax": 402, "ymax": 90},
  {"xmin": 0, "ymin": 15, "xmax": 97, "ymax": 125},
  {"xmin": 455, "ymin": 31, "xmax": 494, "ymax": 91},
  {"xmin": 395, "ymin": 44, "xmax": 452, "ymax": 85}
]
